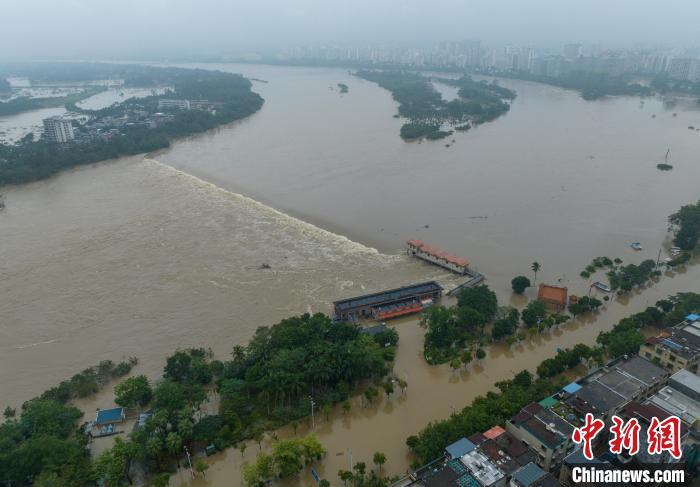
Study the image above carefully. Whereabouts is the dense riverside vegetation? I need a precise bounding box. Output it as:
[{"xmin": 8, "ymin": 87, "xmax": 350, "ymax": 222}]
[
  {"xmin": 406, "ymin": 370, "xmax": 560, "ymax": 465},
  {"xmin": 242, "ymin": 435, "xmax": 326, "ymax": 485},
  {"xmin": 355, "ymin": 70, "xmax": 514, "ymax": 140},
  {"xmin": 650, "ymin": 76, "xmax": 700, "ymax": 96},
  {"xmin": 670, "ymin": 199, "xmax": 700, "ymax": 251},
  {"xmin": 423, "ymin": 285, "xmax": 498, "ymax": 364},
  {"xmin": 407, "ymin": 291, "xmax": 700, "ymax": 465},
  {"xmin": 424, "ymin": 285, "xmax": 570, "ymax": 363},
  {"xmin": 495, "ymin": 72, "xmax": 651, "ymax": 100},
  {"xmin": 0, "ymin": 359, "xmax": 136, "ymax": 485},
  {"xmin": 0, "ymin": 313, "xmax": 396, "ymax": 485},
  {"xmin": 0, "ymin": 86, "xmax": 105, "ymax": 116},
  {"xmin": 0, "ymin": 64, "xmax": 263, "ymax": 186}
]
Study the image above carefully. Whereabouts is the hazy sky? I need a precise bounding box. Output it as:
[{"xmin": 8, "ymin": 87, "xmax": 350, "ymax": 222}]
[{"xmin": 2, "ymin": 0, "xmax": 699, "ymax": 60}]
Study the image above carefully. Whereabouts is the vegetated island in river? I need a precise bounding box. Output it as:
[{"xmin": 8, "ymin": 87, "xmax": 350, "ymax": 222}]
[
  {"xmin": 355, "ymin": 70, "xmax": 515, "ymax": 140},
  {"xmin": 494, "ymin": 71, "xmax": 652, "ymax": 100},
  {"xmin": 0, "ymin": 63, "xmax": 264, "ymax": 187}
]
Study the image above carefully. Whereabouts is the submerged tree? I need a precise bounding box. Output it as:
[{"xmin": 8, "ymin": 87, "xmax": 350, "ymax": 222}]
[
  {"xmin": 511, "ymin": 275, "xmax": 531, "ymax": 294},
  {"xmin": 531, "ymin": 262, "xmax": 541, "ymax": 285}
]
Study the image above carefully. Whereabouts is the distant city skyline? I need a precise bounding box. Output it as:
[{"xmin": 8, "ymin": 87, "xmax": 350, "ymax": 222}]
[{"xmin": 2, "ymin": 0, "xmax": 700, "ymax": 61}]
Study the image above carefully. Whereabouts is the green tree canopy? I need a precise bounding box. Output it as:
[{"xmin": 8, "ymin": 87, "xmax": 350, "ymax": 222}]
[
  {"xmin": 511, "ymin": 276, "xmax": 531, "ymax": 294},
  {"xmin": 114, "ymin": 375, "xmax": 152, "ymax": 409}
]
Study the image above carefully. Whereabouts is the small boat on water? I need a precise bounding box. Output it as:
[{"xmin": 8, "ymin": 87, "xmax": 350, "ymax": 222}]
[
  {"xmin": 592, "ymin": 281, "xmax": 611, "ymax": 293},
  {"xmin": 630, "ymin": 242, "xmax": 643, "ymax": 251}
]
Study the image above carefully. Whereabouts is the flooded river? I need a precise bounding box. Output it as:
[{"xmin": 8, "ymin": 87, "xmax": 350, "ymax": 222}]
[
  {"xmin": 1, "ymin": 63, "xmax": 699, "ymax": 484},
  {"xmin": 158, "ymin": 63, "xmax": 700, "ymax": 300}
]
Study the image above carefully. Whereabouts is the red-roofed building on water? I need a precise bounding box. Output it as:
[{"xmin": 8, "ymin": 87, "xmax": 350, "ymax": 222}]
[
  {"xmin": 406, "ymin": 240, "xmax": 470, "ymax": 275},
  {"xmin": 537, "ymin": 284, "xmax": 568, "ymax": 312}
]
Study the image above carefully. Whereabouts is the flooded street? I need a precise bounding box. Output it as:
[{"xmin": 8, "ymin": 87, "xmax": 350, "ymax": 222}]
[{"xmin": 0, "ymin": 62, "xmax": 699, "ymax": 484}]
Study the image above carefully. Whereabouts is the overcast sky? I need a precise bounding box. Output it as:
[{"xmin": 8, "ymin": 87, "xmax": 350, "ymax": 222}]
[{"xmin": 2, "ymin": 0, "xmax": 699, "ymax": 60}]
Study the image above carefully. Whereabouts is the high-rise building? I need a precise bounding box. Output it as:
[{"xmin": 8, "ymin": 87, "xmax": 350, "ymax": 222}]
[
  {"xmin": 667, "ymin": 58, "xmax": 700, "ymax": 82},
  {"xmin": 563, "ymin": 43, "xmax": 582, "ymax": 60},
  {"xmin": 42, "ymin": 117, "xmax": 75, "ymax": 143}
]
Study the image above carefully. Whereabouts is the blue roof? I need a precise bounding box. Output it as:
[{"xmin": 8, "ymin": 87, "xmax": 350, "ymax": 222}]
[
  {"xmin": 96, "ymin": 407, "xmax": 124, "ymax": 424},
  {"xmin": 686, "ymin": 314, "xmax": 700, "ymax": 322},
  {"xmin": 661, "ymin": 338, "xmax": 684, "ymax": 351},
  {"xmin": 512, "ymin": 462, "xmax": 546, "ymax": 486},
  {"xmin": 445, "ymin": 437, "xmax": 476, "ymax": 458},
  {"xmin": 562, "ymin": 382, "xmax": 582, "ymax": 394}
]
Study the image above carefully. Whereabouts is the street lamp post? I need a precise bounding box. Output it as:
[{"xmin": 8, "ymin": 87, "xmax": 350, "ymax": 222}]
[{"xmin": 184, "ymin": 445, "xmax": 194, "ymax": 478}]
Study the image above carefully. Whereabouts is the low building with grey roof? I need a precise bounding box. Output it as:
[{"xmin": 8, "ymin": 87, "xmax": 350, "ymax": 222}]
[{"xmin": 565, "ymin": 356, "xmax": 668, "ymax": 420}]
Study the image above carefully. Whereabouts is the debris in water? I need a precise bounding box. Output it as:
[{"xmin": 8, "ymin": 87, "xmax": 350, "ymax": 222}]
[
  {"xmin": 423, "ymin": 224, "xmax": 430, "ymax": 229},
  {"xmin": 258, "ymin": 263, "xmax": 271, "ymax": 270}
]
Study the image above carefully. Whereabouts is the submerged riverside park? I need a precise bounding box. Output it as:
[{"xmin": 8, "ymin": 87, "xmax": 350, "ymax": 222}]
[{"xmin": 1, "ymin": 62, "xmax": 700, "ymax": 484}]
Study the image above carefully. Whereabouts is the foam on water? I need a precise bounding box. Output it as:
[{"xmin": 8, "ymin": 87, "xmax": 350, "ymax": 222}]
[
  {"xmin": 16, "ymin": 339, "xmax": 59, "ymax": 350},
  {"xmin": 144, "ymin": 158, "xmax": 398, "ymax": 263}
]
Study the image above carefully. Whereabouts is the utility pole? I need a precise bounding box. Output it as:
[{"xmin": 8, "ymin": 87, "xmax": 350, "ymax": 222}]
[
  {"xmin": 309, "ymin": 395, "xmax": 316, "ymax": 430},
  {"xmin": 656, "ymin": 247, "xmax": 662, "ymax": 268},
  {"xmin": 184, "ymin": 445, "xmax": 194, "ymax": 478}
]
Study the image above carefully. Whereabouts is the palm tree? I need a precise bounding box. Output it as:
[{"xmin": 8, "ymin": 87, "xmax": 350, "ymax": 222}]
[
  {"xmin": 373, "ymin": 452, "xmax": 387, "ymax": 473},
  {"xmin": 531, "ymin": 262, "xmax": 541, "ymax": 285},
  {"xmin": 253, "ymin": 428, "xmax": 264, "ymax": 450},
  {"xmin": 460, "ymin": 350, "xmax": 472, "ymax": 369},
  {"xmin": 165, "ymin": 432, "xmax": 182, "ymax": 468}
]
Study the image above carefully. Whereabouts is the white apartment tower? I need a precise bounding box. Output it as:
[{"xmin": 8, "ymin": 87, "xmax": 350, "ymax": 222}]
[{"xmin": 42, "ymin": 117, "xmax": 75, "ymax": 143}]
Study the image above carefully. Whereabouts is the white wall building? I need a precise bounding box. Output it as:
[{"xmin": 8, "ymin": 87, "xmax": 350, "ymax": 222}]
[{"xmin": 42, "ymin": 117, "xmax": 75, "ymax": 143}]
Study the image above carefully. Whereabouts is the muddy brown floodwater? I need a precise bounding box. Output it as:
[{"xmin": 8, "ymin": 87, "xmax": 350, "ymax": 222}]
[{"xmin": 0, "ymin": 62, "xmax": 699, "ymax": 485}]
